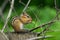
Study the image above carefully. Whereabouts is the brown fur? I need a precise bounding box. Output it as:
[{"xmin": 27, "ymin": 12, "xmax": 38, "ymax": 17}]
[{"xmin": 12, "ymin": 12, "xmax": 32, "ymax": 32}]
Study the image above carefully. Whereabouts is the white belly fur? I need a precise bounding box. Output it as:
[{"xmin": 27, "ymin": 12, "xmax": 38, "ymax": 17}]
[{"xmin": 20, "ymin": 23, "xmax": 23, "ymax": 29}]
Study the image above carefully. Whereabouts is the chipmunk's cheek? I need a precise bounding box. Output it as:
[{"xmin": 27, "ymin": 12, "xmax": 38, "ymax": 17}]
[
  {"xmin": 28, "ymin": 20, "xmax": 32, "ymax": 23},
  {"xmin": 30, "ymin": 18, "xmax": 32, "ymax": 22}
]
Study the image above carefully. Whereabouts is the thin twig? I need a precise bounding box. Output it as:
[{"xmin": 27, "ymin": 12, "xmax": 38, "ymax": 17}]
[
  {"xmin": 22, "ymin": 0, "xmax": 31, "ymax": 12},
  {"xmin": 27, "ymin": 35, "xmax": 53, "ymax": 40},
  {"xmin": 1, "ymin": 0, "xmax": 14, "ymax": 32},
  {"xmin": 54, "ymin": 0, "xmax": 57, "ymax": 10},
  {"xmin": 29, "ymin": 20, "xmax": 56, "ymax": 32},
  {"xmin": 19, "ymin": 0, "xmax": 25, "ymax": 6},
  {"xmin": 54, "ymin": 0, "xmax": 59, "ymax": 20},
  {"xmin": 37, "ymin": 23, "xmax": 52, "ymax": 36}
]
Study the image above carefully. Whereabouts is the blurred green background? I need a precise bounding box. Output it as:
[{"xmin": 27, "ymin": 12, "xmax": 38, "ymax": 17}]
[{"xmin": 0, "ymin": 0, "xmax": 60, "ymax": 40}]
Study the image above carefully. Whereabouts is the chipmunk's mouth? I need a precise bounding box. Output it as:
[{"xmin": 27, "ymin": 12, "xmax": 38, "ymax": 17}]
[
  {"xmin": 28, "ymin": 19, "xmax": 32, "ymax": 23},
  {"xmin": 28, "ymin": 20, "xmax": 31, "ymax": 23}
]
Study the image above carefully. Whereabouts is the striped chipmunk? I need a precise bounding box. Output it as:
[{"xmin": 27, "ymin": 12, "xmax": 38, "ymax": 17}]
[{"xmin": 12, "ymin": 12, "xmax": 32, "ymax": 32}]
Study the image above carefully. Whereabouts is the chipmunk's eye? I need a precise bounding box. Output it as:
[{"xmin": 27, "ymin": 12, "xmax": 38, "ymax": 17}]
[{"xmin": 27, "ymin": 16, "xmax": 30, "ymax": 18}]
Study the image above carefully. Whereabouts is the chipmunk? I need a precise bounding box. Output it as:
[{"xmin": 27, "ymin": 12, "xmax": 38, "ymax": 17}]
[{"xmin": 12, "ymin": 12, "xmax": 32, "ymax": 32}]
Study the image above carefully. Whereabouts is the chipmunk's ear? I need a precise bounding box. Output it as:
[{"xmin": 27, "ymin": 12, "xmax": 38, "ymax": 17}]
[
  {"xmin": 23, "ymin": 12, "xmax": 25, "ymax": 14},
  {"xmin": 20, "ymin": 12, "xmax": 28, "ymax": 16},
  {"xmin": 23, "ymin": 12, "xmax": 28, "ymax": 15},
  {"xmin": 20, "ymin": 11, "xmax": 30, "ymax": 18}
]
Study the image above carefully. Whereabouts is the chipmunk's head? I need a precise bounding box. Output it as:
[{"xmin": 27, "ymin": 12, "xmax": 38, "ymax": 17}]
[{"xmin": 20, "ymin": 12, "xmax": 32, "ymax": 24}]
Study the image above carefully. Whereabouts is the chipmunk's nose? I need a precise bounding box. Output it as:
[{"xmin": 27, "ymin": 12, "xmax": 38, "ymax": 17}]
[{"xmin": 29, "ymin": 18, "xmax": 32, "ymax": 23}]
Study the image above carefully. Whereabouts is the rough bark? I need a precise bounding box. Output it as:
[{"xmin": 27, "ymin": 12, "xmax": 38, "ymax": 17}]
[{"xmin": 0, "ymin": 32, "xmax": 37, "ymax": 40}]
